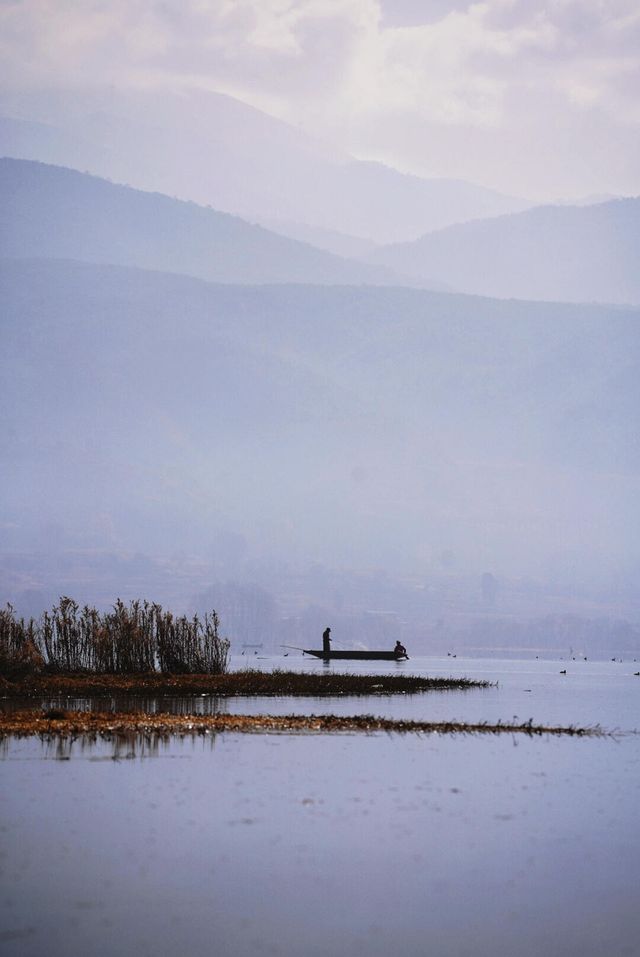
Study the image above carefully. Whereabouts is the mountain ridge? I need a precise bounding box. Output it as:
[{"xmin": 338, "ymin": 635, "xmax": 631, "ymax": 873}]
[
  {"xmin": 367, "ymin": 197, "xmax": 640, "ymax": 304},
  {"xmin": 0, "ymin": 85, "xmax": 531, "ymax": 242},
  {"xmin": 0, "ymin": 156, "xmax": 412, "ymax": 287}
]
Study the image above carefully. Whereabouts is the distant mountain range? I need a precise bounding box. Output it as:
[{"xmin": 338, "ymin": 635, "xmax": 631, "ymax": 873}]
[
  {"xmin": 0, "ymin": 157, "xmax": 408, "ymax": 286},
  {"xmin": 3, "ymin": 155, "xmax": 638, "ymax": 306},
  {"xmin": 368, "ymin": 198, "xmax": 640, "ymax": 304},
  {"xmin": 0, "ymin": 86, "xmax": 531, "ymax": 242},
  {"xmin": 2, "ymin": 257, "xmax": 639, "ymax": 580}
]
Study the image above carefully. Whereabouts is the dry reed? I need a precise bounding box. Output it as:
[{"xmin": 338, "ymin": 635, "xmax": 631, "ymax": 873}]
[
  {"xmin": 0, "ymin": 710, "xmax": 610, "ymax": 740},
  {"xmin": 0, "ymin": 599, "xmax": 230, "ymax": 676}
]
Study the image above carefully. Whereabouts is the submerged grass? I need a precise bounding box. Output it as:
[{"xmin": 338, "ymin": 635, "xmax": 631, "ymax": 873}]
[
  {"xmin": 0, "ymin": 710, "xmax": 609, "ymax": 739},
  {"xmin": 0, "ymin": 668, "xmax": 492, "ymax": 698}
]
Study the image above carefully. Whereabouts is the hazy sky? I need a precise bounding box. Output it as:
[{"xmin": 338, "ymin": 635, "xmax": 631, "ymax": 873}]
[{"xmin": 1, "ymin": 0, "xmax": 639, "ymax": 200}]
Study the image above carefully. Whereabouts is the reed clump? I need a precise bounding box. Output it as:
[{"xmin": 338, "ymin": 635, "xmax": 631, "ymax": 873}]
[{"xmin": 0, "ymin": 599, "xmax": 230, "ymax": 676}]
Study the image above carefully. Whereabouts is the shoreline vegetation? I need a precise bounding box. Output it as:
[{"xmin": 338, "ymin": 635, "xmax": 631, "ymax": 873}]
[
  {"xmin": 1, "ymin": 598, "xmax": 230, "ymax": 676},
  {"xmin": 0, "ymin": 669, "xmax": 492, "ymax": 698},
  {"xmin": 0, "ymin": 710, "xmax": 607, "ymax": 739}
]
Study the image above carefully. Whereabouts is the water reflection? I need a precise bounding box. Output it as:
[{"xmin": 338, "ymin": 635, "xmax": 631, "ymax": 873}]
[
  {"xmin": 1, "ymin": 694, "xmax": 231, "ymax": 716},
  {"xmin": 42, "ymin": 732, "xmax": 168, "ymax": 761},
  {"xmin": 3, "ymin": 728, "xmax": 219, "ymax": 760}
]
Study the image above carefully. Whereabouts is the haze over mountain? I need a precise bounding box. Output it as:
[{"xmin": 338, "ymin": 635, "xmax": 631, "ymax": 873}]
[
  {"xmin": 255, "ymin": 217, "xmax": 378, "ymax": 261},
  {"xmin": 3, "ymin": 258, "xmax": 639, "ymax": 603},
  {"xmin": 0, "ymin": 86, "xmax": 531, "ymax": 243},
  {"xmin": 0, "ymin": 157, "xmax": 405, "ymax": 287},
  {"xmin": 368, "ymin": 198, "xmax": 640, "ymax": 305}
]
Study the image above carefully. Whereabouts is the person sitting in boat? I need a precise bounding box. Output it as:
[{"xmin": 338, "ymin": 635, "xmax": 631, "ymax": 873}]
[
  {"xmin": 322, "ymin": 627, "xmax": 332, "ymax": 654},
  {"xmin": 394, "ymin": 640, "xmax": 407, "ymax": 658}
]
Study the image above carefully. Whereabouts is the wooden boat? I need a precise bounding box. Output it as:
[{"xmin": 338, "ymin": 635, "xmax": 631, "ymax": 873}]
[{"xmin": 303, "ymin": 649, "xmax": 408, "ymax": 661}]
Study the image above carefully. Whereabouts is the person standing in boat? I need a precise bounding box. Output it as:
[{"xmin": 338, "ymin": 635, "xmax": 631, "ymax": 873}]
[
  {"xmin": 322, "ymin": 627, "xmax": 332, "ymax": 654},
  {"xmin": 394, "ymin": 640, "xmax": 407, "ymax": 658}
]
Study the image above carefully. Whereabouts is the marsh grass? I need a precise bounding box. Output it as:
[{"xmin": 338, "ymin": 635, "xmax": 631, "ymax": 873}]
[
  {"xmin": 0, "ymin": 599, "xmax": 230, "ymax": 676},
  {"xmin": 0, "ymin": 709, "xmax": 610, "ymax": 740},
  {"xmin": 0, "ymin": 668, "xmax": 491, "ymax": 698}
]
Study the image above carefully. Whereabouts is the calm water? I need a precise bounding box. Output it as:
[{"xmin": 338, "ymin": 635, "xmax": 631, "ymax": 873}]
[{"xmin": 2, "ymin": 656, "xmax": 639, "ymax": 957}]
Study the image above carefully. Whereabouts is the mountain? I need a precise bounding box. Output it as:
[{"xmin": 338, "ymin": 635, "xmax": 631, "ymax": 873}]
[
  {"xmin": 368, "ymin": 198, "xmax": 640, "ymax": 304},
  {"xmin": 2, "ymin": 258, "xmax": 639, "ymax": 587},
  {"xmin": 0, "ymin": 86, "xmax": 530, "ymax": 242},
  {"xmin": 0, "ymin": 158, "xmax": 403, "ymax": 286}
]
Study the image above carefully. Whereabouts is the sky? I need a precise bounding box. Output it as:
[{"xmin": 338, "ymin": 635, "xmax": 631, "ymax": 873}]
[{"xmin": 1, "ymin": 0, "xmax": 639, "ymax": 197}]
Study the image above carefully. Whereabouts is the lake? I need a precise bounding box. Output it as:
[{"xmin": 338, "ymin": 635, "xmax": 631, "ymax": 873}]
[{"xmin": 2, "ymin": 655, "xmax": 639, "ymax": 956}]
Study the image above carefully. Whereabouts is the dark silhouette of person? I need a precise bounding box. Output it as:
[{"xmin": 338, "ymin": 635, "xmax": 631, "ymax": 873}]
[
  {"xmin": 394, "ymin": 640, "xmax": 407, "ymax": 658},
  {"xmin": 322, "ymin": 627, "xmax": 331, "ymax": 654}
]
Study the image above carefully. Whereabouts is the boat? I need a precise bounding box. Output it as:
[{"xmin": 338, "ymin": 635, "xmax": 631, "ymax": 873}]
[{"xmin": 302, "ymin": 649, "xmax": 408, "ymax": 660}]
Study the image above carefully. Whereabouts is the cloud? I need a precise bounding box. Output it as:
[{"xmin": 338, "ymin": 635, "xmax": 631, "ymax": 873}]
[
  {"xmin": 0, "ymin": 0, "xmax": 638, "ymax": 197},
  {"xmin": 1, "ymin": 1, "xmax": 637, "ymax": 122}
]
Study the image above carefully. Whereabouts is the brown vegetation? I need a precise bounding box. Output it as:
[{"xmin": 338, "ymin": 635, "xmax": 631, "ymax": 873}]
[
  {"xmin": 0, "ymin": 598, "xmax": 229, "ymax": 676},
  {"xmin": 0, "ymin": 709, "xmax": 606, "ymax": 739},
  {"xmin": 0, "ymin": 668, "xmax": 490, "ymax": 699}
]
